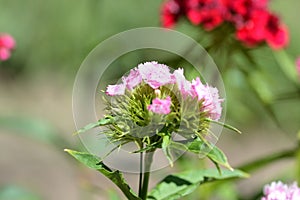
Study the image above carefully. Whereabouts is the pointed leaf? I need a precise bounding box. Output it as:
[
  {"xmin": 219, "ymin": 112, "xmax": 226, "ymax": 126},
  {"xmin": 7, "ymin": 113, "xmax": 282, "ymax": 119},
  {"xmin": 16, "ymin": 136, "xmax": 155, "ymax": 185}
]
[
  {"xmin": 187, "ymin": 139, "xmax": 232, "ymax": 170},
  {"xmin": 148, "ymin": 168, "xmax": 248, "ymax": 200},
  {"xmin": 65, "ymin": 149, "xmax": 141, "ymax": 200},
  {"xmin": 162, "ymin": 136, "xmax": 174, "ymax": 167},
  {"xmin": 74, "ymin": 116, "xmax": 114, "ymax": 135}
]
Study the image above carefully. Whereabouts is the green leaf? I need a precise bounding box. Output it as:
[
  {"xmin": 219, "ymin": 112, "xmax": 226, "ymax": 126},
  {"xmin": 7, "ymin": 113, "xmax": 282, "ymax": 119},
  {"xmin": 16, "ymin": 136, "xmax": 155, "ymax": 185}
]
[
  {"xmin": 206, "ymin": 119, "xmax": 241, "ymax": 134},
  {"xmin": 74, "ymin": 116, "xmax": 114, "ymax": 135},
  {"xmin": 64, "ymin": 149, "xmax": 141, "ymax": 200},
  {"xmin": 162, "ymin": 136, "xmax": 174, "ymax": 167},
  {"xmin": 147, "ymin": 168, "xmax": 248, "ymax": 200},
  {"xmin": 273, "ymin": 50, "xmax": 299, "ymax": 85},
  {"xmin": 187, "ymin": 139, "xmax": 233, "ymax": 170}
]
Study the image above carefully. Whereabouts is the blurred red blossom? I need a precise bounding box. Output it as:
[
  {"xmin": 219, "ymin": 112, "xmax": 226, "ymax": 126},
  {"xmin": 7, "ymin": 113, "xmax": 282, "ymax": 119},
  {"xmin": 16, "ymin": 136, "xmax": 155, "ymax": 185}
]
[
  {"xmin": 0, "ymin": 33, "xmax": 15, "ymax": 61},
  {"xmin": 160, "ymin": 0, "xmax": 289, "ymax": 49}
]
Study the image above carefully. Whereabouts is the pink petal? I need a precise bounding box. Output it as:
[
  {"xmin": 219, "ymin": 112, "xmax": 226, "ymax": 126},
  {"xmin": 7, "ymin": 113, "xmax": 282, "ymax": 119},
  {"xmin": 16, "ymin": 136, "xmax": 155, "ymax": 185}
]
[{"xmin": 106, "ymin": 83, "xmax": 126, "ymax": 96}]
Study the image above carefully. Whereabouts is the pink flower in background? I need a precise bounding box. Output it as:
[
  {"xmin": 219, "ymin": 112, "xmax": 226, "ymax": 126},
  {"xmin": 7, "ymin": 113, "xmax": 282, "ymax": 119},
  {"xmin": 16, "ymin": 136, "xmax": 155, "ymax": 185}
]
[
  {"xmin": 106, "ymin": 83, "xmax": 126, "ymax": 96},
  {"xmin": 0, "ymin": 34, "xmax": 15, "ymax": 49},
  {"xmin": 192, "ymin": 77, "xmax": 223, "ymax": 120},
  {"xmin": 0, "ymin": 48, "xmax": 11, "ymax": 61},
  {"xmin": 138, "ymin": 61, "xmax": 173, "ymax": 89},
  {"xmin": 262, "ymin": 181, "xmax": 300, "ymax": 200},
  {"xmin": 0, "ymin": 33, "xmax": 15, "ymax": 61},
  {"xmin": 123, "ymin": 68, "xmax": 142, "ymax": 90},
  {"xmin": 296, "ymin": 57, "xmax": 300, "ymax": 77},
  {"xmin": 147, "ymin": 96, "xmax": 172, "ymax": 114}
]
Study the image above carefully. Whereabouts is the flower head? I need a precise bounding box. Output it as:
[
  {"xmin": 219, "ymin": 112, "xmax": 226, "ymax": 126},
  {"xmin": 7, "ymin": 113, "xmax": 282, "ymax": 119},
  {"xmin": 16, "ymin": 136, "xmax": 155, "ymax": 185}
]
[
  {"xmin": 262, "ymin": 181, "xmax": 300, "ymax": 200},
  {"xmin": 147, "ymin": 96, "xmax": 172, "ymax": 115},
  {"xmin": 122, "ymin": 68, "xmax": 142, "ymax": 90},
  {"xmin": 106, "ymin": 83, "xmax": 126, "ymax": 96},
  {"xmin": 0, "ymin": 34, "xmax": 15, "ymax": 49},
  {"xmin": 160, "ymin": 0, "xmax": 289, "ymax": 49},
  {"xmin": 0, "ymin": 33, "xmax": 15, "ymax": 61},
  {"xmin": 192, "ymin": 77, "xmax": 223, "ymax": 120},
  {"xmin": 0, "ymin": 48, "xmax": 11, "ymax": 61},
  {"xmin": 138, "ymin": 61, "xmax": 174, "ymax": 89},
  {"xmin": 104, "ymin": 61, "xmax": 223, "ymax": 154},
  {"xmin": 172, "ymin": 68, "xmax": 194, "ymax": 97}
]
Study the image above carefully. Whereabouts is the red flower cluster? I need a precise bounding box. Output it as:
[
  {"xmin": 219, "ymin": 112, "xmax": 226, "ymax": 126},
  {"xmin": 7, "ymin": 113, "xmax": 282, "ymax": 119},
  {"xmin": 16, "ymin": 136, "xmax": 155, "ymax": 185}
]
[
  {"xmin": 161, "ymin": 0, "xmax": 289, "ymax": 49},
  {"xmin": 0, "ymin": 33, "xmax": 15, "ymax": 61}
]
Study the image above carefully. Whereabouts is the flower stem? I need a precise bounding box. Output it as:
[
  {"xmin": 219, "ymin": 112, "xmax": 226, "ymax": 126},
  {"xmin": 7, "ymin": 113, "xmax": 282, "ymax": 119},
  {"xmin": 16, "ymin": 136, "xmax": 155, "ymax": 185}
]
[
  {"xmin": 238, "ymin": 146, "xmax": 299, "ymax": 173},
  {"xmin": 138, "ymin": 142, "xmax": 143, "ymax": 198},
  {"xmin": 140, "ymin": 151, "xmax": 154, "ymax": 200}
]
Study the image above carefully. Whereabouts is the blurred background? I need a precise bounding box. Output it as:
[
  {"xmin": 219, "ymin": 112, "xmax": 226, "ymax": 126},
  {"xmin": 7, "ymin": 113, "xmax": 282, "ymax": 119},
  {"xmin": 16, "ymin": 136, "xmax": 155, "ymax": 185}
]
[{"xmin": 0, "ymin": 0, "xmax": 300, "ymax": 199}]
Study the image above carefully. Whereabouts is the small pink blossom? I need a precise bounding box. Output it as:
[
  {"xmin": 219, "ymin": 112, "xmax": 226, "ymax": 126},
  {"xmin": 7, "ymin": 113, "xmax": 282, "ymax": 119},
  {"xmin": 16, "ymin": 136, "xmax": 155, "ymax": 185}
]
[
  {"xmin": 192, "ymin": 77, "xmax": 223, "ymax": 120},
  {"xmin": 296, "ymin": 57, "xmax": 300, "ymax": 78},
  {"xmin": 0, "ymin": 48, "xmax": 11, "ymax": 61},
  {"xmin": 0, "ymin": 34, "xmax": 15, "ymax": 50},
  {"xmin": 172, "ymin": 68, "xmax": 194, "ymax": 97},
  {"xmin": 262, "ymin": 181, "xmax": 300, "ymax": 200},
  {"xmin": 123, "ymin": 68, "xmax": 142, "ymax": 90},
  {"xmin": 106, "ymin": 83, "xmax": 126, "ymax": 96},
  {"xmin": 147, "ymin": 96, "xmax": 172, "ymax": 115},
  {"xmin": 138, "ymin": 61, "xmax": 173, "ymax": 89}
]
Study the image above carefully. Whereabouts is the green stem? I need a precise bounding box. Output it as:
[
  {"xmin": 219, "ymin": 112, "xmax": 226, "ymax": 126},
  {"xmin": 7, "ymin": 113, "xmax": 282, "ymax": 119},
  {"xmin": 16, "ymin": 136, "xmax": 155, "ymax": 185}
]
[
  {"xmin": 138, "ymin": 142, "xmax": 143, "ymax": 197},
  {"xmin": 238, "ymin": 146, "xmax": 299, "ymax": 173},
  {"xmin": 140, "ymin": 151, "xmax": 154, "ymax": 200}
]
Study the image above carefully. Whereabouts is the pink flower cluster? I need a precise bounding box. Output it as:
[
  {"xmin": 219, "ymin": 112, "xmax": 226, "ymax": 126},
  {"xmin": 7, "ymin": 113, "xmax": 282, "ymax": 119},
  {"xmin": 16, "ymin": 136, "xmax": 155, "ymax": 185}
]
[
  {"xmin": 262, "ymin": 181, "xmax": 300, "ymax": 200},
  {"xmin": 148, "ymin": 96, "xmax": 172, "ymax": 115},
  {"xmin": 161, "ymin": 0, "xmax": 289, "ymax": 49},
  {"xmin": 106, "ymin": 61, "xmax": 223, "ymax": 120},
  {"xmin": 0, "ymin": 33, "xmax": 15, "ymax": 61}
]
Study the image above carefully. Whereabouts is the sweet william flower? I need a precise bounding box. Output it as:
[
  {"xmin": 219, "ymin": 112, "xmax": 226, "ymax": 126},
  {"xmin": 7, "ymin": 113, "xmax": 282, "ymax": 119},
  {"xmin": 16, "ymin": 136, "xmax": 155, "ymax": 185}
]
[
  {"xmin": 122, "ymin": 68, "xmax": 142, "ymax": 90},
  {"xmin": 147, "ymin": 96, "xmax": 172, "ymax": 115},
  {"xmin": 102, "ymin": 61, "xmax": 225, "ymax": 162},
  {"xmin": 186, "ymin": 0, "xmax": 224, "ymax": 30},
  {"xmin": 262, "ymin": 181, "xmax": 300, "ymax": 200},
  {"xmin": 0, "ymin": 34, "xmax": 15, "ymax": 50},
  {"xmin": 236, "ymin": 9, "xmax": 269, "ymax": 47},
  {"xmin": 192, "ymin": 77, "xmax": 223, "ymax": 120},
  {"xmin": 161, "ymin": 0, "xmax": 184, "ymax": 28},
  {"xmin": 106, "ymin": 83, "xmax": 126, "ymax": 96},
  {"xmin": 172, "ymin": 68, "xmax": 194, "ymax": 97},
  {"xmin": 265, "ymin": 14, "xmax": 289, "ymax": 49},
  {"xmin": 138, "ymin": 61, "xmax": 174, "ymax": 89},
  {"xmin": 0, "ymin": 48, "xmax": 11, "ymax": 61},
  {"xmin": 0, "ymin": 33, "xmax": 15, "ymax": 61},
  {"xmin": 160, "ymin": 0, "xmax": 289, "ymax": 49}
]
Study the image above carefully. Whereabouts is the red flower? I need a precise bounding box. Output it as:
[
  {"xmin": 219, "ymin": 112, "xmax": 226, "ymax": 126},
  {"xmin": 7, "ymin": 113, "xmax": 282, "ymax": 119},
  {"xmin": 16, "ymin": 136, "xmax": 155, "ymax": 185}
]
[
  {"xmin": 265, "ymin": 14, "xmax": 289, "ymax": 49},
  {"xmin": 223, "ymin": 0, "xmax": 267, "ymax": 26},
  {"xmin": 161, "ymin": 0, "xmax": 185, "ymax": 28},
  {"xmin": 186, "ymin": 0, "xmax": 225, "ymax": 30},
  {"xmin": 160, "ymin": 0, "xmax": 289, "ymax": 49},
  {"xmin": 236, "ymin": 10, "xmax": 268, "ymax": 46}
]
